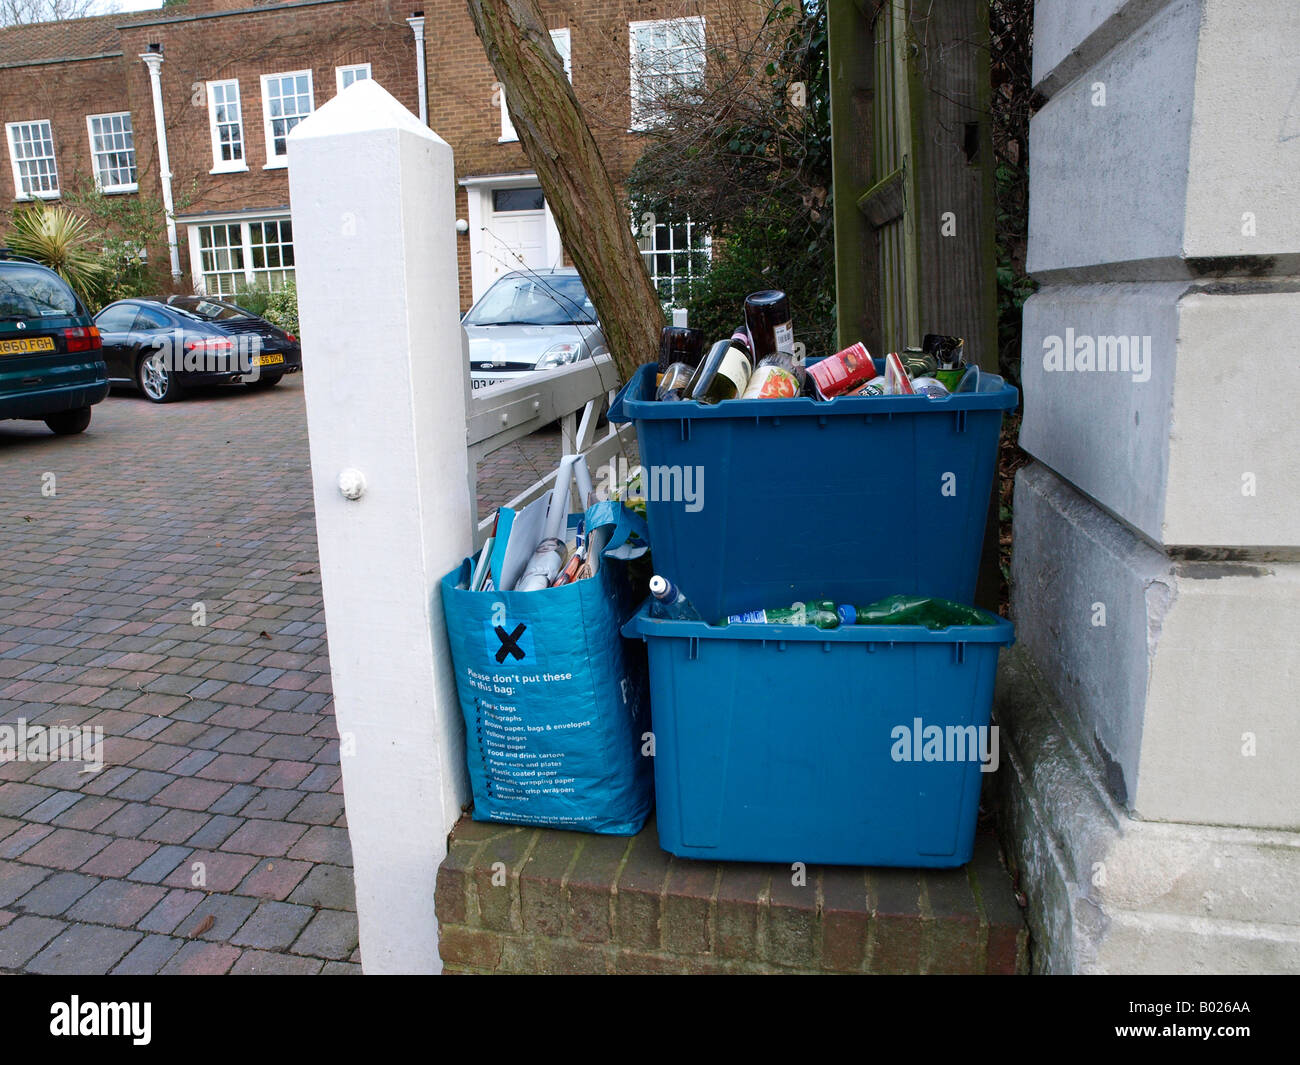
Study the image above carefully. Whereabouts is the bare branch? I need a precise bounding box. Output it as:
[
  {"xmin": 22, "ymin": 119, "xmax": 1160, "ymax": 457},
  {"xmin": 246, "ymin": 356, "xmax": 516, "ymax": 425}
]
[{"xmin": 0, "ymin": 0, "xmax": 113, "ymax": 27}]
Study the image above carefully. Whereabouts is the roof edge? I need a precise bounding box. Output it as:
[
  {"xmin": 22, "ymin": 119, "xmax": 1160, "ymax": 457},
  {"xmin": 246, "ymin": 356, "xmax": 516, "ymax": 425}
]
[
  {"xmin": 0, "ymin": 52, "xmax": 123, "ymax": 71},
  {"xmin": 118, "ymin": 0, "xmax": 353, "ymax": 30}
]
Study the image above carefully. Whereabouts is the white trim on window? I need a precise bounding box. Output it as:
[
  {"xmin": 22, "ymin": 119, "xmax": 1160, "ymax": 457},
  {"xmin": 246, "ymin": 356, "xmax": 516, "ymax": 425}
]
[
  {"xmin": 6, "ymin": 119, "xmax": 59, "ymax": 200},
  {"xmin": 499, "ymin": 28, "xmax": 570, "ymax": 143},
  {"xmin": 335, "ymin": 63, "xmax": 371, "ymax": 94},
  {"xmin": 206, "ymin": 80, "xmax": 248, "ymax": 174},
  {"xmin": 628, "ymin": 16, "xmax": 706, "ymax": 132},
  {"xmin": 85, "ymin": 112, "xmax": 138, "ymax": 194},
  {"xmin": 187, "ymin": 214, "xmax": 296, "ymax": 296},
  {"xmin": 260, "ymin": 69, "xmax": 314, "ymax": 169},
  {"xmin": 637, "ymin": 213, "xmax": 711, "ymax": 305},
  {"xmin": 246, "ymin": 217, "xmax": 295, "ymax": 287},
  {"xmin": 189, "ymin": 221, "xmax": 244, "ymax": 297}
]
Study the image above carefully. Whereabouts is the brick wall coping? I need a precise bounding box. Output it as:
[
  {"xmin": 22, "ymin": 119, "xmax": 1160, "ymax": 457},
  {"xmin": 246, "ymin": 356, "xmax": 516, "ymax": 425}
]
[{"xmin": 436, "ymin": 816, "xmax": 1030, "ymax": 975}]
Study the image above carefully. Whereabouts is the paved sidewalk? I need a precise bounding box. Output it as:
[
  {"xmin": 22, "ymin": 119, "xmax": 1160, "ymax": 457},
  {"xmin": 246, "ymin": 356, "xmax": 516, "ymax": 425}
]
[{"xmin": 0, "ymin": 380, "xmax": 358, "ymax": 974}]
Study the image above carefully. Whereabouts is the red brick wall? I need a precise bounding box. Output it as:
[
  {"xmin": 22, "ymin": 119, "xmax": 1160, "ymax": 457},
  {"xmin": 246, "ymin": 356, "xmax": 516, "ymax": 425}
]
[
  {"xmin": 116, "ymin": 0, "xmax": 420, "ymax": 251},
  {"xmin": 0, "ymin": 0, "xmax": 754, "ymax": 306},
  {"xmin": 0, "ymin": 55, "xmax": 132, "ymax": 206}
]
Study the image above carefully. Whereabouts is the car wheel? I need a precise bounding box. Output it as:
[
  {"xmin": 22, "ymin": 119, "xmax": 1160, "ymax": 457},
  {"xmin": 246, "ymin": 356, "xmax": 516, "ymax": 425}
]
[
  {"xmin": 44, "ymin": 407, "xmax": 92, "ymax": 435},
  {"xmin": 137, "ymin": 350, "xmax": 182, "ymax": 403},
  {"xmin": 244, "ymin": 373, "xmax": 283, "ymax": 390}
]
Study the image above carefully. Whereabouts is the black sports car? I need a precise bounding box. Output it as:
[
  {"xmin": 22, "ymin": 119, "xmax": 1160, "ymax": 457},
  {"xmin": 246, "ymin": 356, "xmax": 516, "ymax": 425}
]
[{"xmin": 94, "ymin": 295, "xmax": 302, "ymax": 403}]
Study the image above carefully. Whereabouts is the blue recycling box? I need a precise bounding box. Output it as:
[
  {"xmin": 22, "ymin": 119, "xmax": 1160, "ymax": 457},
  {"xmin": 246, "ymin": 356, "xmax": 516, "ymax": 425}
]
[
  {"xmin": 623, "ymin": 604, "xmax": 1015, "ymax": 867},
  {"xmin": 608, "ymin": 361, "xmax": 1018, "ymax": 623}
]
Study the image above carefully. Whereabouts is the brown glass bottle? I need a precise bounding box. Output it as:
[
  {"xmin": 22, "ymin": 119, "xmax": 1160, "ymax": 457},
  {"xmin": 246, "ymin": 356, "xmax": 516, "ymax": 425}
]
[
  {"xmin": 744, "ymin": 290, "xmax": 795, "ymax": 362},
  {"xmin": 657, "ymin": 326, "xmax": 706, "ymax": 372}
]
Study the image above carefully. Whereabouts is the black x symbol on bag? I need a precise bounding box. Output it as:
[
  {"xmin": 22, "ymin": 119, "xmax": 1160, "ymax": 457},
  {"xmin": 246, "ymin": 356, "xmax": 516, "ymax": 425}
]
[{"xmin": 494, "ymin": 623, "xmax": 527, "ymax": 664}]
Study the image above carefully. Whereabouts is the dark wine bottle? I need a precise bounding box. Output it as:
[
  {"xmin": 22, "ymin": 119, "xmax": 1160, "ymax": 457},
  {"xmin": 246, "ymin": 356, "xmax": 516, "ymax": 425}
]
[
  {"xmin": 688, "ymin": 339, "xmax": 753, "ymax": 404},
  {"xmin": 730, "ymin": 325, "xmax": 753, "ymax": 360},
  {"xmin": 657, "ymin": 326, "xmax": 706, "ymax": 372},
  {"xmin": 744, "ymin": 290, "xmax": 795, "ymax": 362}
]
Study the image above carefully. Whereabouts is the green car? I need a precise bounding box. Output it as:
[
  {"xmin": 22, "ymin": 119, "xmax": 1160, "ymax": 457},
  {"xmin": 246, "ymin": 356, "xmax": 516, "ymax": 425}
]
[{"xmin": 0, "ymin": 253, "xmax": 109, "ymax": 435}]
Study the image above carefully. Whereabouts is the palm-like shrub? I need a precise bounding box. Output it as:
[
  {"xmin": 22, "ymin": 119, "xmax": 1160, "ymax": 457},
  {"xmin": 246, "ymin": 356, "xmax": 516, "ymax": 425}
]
[{"xmin": 7, "ymin": 202, "xmax": 105, "ymax": 305}]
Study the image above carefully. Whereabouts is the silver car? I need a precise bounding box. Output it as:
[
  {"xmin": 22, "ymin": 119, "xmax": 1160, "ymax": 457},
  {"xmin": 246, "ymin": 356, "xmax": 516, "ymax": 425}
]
[{"xmin": 462, "ymin": 268, "xmax": 607, "ymax": 390}]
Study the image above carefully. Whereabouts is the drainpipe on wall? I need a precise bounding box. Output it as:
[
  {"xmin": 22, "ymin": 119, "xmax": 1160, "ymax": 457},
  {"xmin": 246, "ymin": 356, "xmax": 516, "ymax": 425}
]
[
  {"xmin": 140, "ymin": 46, "xmax": 183, "ymax": 280},
  {"xmin": 407, "ymin": 12, "xmax": 428, "ymax": 126}
]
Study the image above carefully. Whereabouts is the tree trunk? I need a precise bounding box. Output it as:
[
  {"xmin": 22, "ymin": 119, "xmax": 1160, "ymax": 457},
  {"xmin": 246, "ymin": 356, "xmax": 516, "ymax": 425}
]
[{"xmin": 465, "ymin": 0, "xmax": 663, "ymax": 383}]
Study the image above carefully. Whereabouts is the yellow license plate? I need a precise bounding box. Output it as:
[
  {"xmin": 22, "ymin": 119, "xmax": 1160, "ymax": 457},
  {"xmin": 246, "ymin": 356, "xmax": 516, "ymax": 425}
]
[
  {"xmin": 0, "ymin": 336, "xmax": 56, "ymax": 355},
  {"xmin": 253, "ymin": 353, "xmax": 285, "ymax": 367}
]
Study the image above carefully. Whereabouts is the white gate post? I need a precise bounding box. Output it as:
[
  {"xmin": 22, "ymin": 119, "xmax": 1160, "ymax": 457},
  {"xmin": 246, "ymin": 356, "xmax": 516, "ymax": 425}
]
[{"xmin": 287, "ymin": 81, "xmax": 472, "ymax": 974}]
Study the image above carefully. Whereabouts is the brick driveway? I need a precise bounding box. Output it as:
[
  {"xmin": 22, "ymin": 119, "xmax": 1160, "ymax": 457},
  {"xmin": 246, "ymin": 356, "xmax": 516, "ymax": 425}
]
[
  {"xmin": 0, "ymin": 373, "xmax": 587, "ymax": 974},
  {"xmin": 0, "ymin": 378, "xmax": 359, "ymax": 974}
]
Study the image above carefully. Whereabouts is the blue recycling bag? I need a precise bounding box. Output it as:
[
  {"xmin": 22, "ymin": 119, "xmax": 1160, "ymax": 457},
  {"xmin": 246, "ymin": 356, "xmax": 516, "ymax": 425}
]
[{"xmin": 440, "ymin": 500, "xmax": 653, "ymax": 834}]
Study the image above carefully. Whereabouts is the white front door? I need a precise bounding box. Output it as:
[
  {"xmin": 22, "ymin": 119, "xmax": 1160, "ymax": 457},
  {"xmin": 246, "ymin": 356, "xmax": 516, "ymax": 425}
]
[
  {"xmin": 485, "ymin": 185, "xmax": 546, "ymax": 281},
  {"xmin": 464, "ymin": 177, "xmax": 564, "ymax": 303}
]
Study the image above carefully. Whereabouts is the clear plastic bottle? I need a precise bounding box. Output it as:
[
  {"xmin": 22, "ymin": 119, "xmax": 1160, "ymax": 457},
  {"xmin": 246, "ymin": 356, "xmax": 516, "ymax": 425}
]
[{"xmin": 649, "ymin": 575, "xmax": 703, "ymax": 621}]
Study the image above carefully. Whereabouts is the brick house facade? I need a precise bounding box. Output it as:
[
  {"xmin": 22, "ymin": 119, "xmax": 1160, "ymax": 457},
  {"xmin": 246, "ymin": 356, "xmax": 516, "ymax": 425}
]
[{"xmin": 0, "ymin": 0, "xmax": 732, "ymax": 311}]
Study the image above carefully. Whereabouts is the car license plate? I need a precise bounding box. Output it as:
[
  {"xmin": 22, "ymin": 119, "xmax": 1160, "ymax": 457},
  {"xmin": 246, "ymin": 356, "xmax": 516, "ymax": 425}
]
[
  {"xmin": 253, "ymin": 353, "xmax": 285, "ymax": 367},
  {"xmin": 0, "ymin": 336, "xmax": 56, "ymax": 355},
  {"xmin": 471, "ymin": 377, "xmax": 510, "ymax": 390}
]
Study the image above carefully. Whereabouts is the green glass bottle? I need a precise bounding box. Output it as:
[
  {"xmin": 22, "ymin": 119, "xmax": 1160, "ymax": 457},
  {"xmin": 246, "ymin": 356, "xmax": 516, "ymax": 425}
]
[
  {"xmin": 721, "ymin": 600, "xmax": 840, "ymax": 629},
  {"xmin": 688, "ymin": 339, "xmax": 753, "ymax": 404},
  {"xmin": 836, "ymin": 595, "xmax": 994, "ymax": 629}
]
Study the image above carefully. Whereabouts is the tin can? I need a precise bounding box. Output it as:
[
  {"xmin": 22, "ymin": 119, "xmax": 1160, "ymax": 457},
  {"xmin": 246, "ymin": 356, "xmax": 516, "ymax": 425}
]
[
  {"xmin": 911, "ymin": 376, "xmax": 950, "ymax": 399},
  {"xmin": 741, "ymin": 364, "xmax": 800, "ymax": 399},
  {"xmin": 809, "ymin": 341, "xmax": 875, "ymax": 399},
  {"xmin": 901, "ymin": 350, "xmax": 938, "ymax": 378}
]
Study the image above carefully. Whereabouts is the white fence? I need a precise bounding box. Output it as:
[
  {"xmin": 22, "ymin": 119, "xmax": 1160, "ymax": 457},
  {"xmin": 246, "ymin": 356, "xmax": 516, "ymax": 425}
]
[
  {"xmin": 287, "ymin": 80, "xmax": 633, "ymax": 973},
  {"xmin": 467, "ymin": 355, "xmax": 631, "ymax": 544}
]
